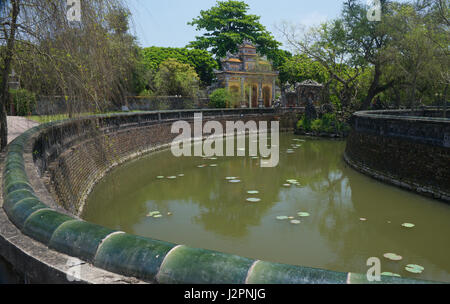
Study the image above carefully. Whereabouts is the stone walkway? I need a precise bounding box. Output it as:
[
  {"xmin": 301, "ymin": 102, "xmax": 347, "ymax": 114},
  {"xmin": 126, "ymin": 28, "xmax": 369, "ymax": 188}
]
[{"xmin": 7, "ymin": 116, "xmax": 39, "ymax": 144}]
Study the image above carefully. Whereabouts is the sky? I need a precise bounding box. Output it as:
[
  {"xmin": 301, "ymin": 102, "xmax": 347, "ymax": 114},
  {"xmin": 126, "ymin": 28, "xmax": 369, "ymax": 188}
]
[{"xmin": 126, "ymin": 0, "xmax": 345, "ymax": 49}]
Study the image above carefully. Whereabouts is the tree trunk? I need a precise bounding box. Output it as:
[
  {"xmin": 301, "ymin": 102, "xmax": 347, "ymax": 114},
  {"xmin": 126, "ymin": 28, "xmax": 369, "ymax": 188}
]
[
  {"xmin": 0, "ymin": 0, "xmax": 20, "ymax": 151},
  {"xmin": 361, "ymin": 64, "xmax": 382, "ymax": 110}
]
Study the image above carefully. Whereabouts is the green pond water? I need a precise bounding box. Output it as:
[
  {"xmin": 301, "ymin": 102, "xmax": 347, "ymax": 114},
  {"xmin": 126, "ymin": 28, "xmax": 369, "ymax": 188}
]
[{"xmin": 83, "ymin": 134, "xmax": 450, "ymax": 283}]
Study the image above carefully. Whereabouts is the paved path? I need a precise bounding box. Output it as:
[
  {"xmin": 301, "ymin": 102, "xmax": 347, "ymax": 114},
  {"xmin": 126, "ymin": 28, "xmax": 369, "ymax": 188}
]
[{"xmin": 7, "ymin": 116, "xmax": 39, "ymax": 144}]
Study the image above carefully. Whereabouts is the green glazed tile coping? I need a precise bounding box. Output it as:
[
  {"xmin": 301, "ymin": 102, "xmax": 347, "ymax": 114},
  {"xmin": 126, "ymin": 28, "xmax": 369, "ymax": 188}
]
[
  {"xmin": 49, "ymin": 220, "xmax": 116, "ymax": 263},
  {"xmin": 6, "ymin": 198, "xmax": 48, "ymax": 230},
  {"xmin": 4, "ymin": 189, "xmax": 38, "ymax": 211},
  {"xmin": 4, "ymin": 181, "xmax": 33, "ymax": 195},
  {"xmin": 22, "ymin": 209, "xmax": 74, "ymax": 245},
  {"xmin": 156, "ymin": 245, "xmax": 255, "ymax": 284},
  {"xmin": 245, "ymin": 261, "xmax": 348, "ymax": 284},
  {"xmin": 94, "ymin": 233, "xmax": 176, "ymax": 282}
]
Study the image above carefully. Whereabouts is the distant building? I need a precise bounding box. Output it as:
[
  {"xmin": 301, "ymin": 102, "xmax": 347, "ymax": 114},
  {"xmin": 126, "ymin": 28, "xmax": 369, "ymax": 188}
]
[{"xmin": 214, "ymin": 40, "xmax": 279, "ymax": 108}]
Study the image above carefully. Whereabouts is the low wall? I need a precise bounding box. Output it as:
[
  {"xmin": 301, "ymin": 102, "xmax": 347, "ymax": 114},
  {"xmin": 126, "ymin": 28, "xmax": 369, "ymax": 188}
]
[
  {"xmin": 1, "ymin": 109, "xmax": 433, "ymax": 284},
  {"xmin": 345, "ymin": 109, "xmax": 450, "ymax": 202}
]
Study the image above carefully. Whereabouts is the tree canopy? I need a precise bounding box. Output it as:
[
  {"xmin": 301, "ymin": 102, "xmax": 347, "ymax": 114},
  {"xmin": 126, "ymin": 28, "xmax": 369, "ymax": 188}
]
[{"xmin": 187, "ymin": 0, "xmax": 281, "ymax": 59}]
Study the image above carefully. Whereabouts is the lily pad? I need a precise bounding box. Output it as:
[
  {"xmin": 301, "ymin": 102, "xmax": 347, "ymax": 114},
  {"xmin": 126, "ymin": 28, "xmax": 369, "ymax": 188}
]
[
  {"xmin": 147, "ymin": 211, "xmax": 161, "ymax": 217},
  {"xmin": 402, "ymin": 223, "xmax": 415, "ymax": 228},
  {"xmin": 276, "ymin": 216, "xmax": 289, "ymax": 220},
  {"xmin": 297, "ymin": 212, "xmax": 310, "ymax": 217},
  {"xmin": 246, "ymin": 198, "xmax": 261, "ymax": 203},
  {"xmin": 383, "ymin": 253, "xmax": 403, "ymax": 261},
  {"xmin": 381, "ymin": 272, "xmax": 401, "ymax": 277},
  {"xmin": 290, "ymin": 220, "xmax": 301, "ymax": 225},
  {"xmin": 405, "ymin": 264, "xmax": 424, "ymax": 274}
]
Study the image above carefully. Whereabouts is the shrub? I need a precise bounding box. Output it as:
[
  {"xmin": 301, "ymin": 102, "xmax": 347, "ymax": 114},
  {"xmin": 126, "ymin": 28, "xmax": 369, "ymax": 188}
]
[
  {"xmin": 9, "ymin": 89, "xmax": 36, "ymax": 116},
  {"xmin": 209, "ymin": 88, "xmax": 231, "ymax": 108},
  {"xmin": 296, "ymin": 113, "xmax": 350, "ymax": 134}
]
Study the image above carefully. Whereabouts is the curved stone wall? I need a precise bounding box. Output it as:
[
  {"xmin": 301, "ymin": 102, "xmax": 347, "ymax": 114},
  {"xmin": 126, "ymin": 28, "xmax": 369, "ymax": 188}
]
[
  {"xmin": 345, "ymin": 109, "xmax": 450, "ymax": 202},
  {"xmin": 1, "ymin": 109, "xmax": 434, "ymax": 284}
]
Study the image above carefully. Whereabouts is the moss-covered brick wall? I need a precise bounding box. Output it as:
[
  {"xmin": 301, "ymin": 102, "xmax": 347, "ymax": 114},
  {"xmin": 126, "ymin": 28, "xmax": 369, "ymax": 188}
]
[{"xmin": 345, "ymin": 109, "xmax": 450, "ymax": 202}]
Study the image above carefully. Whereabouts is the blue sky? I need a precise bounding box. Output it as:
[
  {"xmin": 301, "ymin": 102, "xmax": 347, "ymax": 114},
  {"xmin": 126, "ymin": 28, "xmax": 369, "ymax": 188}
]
[{"xmin": 127, "ymin": 0, "xmax": 345, "ymax": 48}]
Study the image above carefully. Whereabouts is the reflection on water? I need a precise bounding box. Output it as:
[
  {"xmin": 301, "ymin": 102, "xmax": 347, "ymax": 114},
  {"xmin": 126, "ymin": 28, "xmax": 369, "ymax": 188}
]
[{"xmin": 83, "ymin": 134, "xmax": 450, "ymax": 282}]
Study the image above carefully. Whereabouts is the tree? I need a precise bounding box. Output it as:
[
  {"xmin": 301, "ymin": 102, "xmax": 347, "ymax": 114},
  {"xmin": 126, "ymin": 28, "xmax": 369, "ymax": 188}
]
[
  {"xmin": 187, "ymin": 0, "xmax": 280, "ymax": 59},
  {"xmin": 340, "ymin": 0, "xmax": 395, "ymax": 109},
  {"xmin": 140, "ymin": 47, "xmax": 217, "ymax": 87},
  {"xmin": 0, "ymin": 0, "xmax": 20, "ymax": 150},
  {"xmin": 278, "ymin": 20, "xmax": 367, "ymax": 112},
  {"xmin": 153, "ymin": 58, "xmax": 200, "ymax": 97},
  {"xmin": 3, "ymin": 0, "xmax": 138, "ymax": 121}
]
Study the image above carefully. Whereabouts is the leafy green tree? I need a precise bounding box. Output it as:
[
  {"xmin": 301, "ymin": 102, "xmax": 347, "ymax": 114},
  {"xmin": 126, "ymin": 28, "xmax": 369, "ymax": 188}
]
[
  {"xmin": 140, "ymin": 47, "xmax": 217, "ymax": 86},
  {"xmin": 153, "ymin": 58, "xmax": 200, "ymax": 97},
  {"xmin": 187, "ymin": 0, "xmax": 281, "ymax": 59}
]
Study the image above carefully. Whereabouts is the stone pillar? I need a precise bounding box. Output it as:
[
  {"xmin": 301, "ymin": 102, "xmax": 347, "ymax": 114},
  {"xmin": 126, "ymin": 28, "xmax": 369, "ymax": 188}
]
[
  {"xmin": 240, "ymin": 77, "xmax": 246, "ymax": 108},
  {"xmin": 258, "ymin": 81, "xmax": 263, "ymax": 108},
  {"xmin": 272, "ymin": 78, "xmax": 276, "ymax": 106},
  {"xmin": 249, "ymin": 84, "xmax": 252, "ymax": 109}
]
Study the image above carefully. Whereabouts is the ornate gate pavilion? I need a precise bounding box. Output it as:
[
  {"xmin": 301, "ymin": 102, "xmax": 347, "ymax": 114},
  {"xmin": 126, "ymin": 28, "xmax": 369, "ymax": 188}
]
[{"xmin": 214, "ymin": 40, "xmax": 279, "ymax": 108}]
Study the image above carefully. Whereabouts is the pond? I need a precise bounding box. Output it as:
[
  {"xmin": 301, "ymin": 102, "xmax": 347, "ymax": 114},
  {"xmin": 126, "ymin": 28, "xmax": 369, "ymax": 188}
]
[{"xmin": 83, "ymin": 134, "xmax": 450, "ymax": 283}]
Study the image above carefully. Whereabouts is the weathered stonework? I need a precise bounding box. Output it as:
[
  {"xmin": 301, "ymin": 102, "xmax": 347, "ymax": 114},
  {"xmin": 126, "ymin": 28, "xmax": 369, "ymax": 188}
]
[{"xmin": 345, "ymin": 109, "xmax": 450, "ymax": 202}]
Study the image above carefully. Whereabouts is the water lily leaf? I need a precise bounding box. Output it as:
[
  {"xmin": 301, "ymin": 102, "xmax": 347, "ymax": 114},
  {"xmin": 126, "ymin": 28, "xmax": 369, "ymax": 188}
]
[
  {"xmin": 402, "ymin": 223, "xmax": 415, "ymax": 228},
  {"xmin": 246, "ymin": 198, "xmax": 261, "ymax": 203},
  {"xmin": 276, "ymin": 216, "xmax": 288, "ymax": 220},
  {"xmin": 147, "ymin": 211, "xmax": 161, "ymax": 217},
  {"xmin": 381, "ymin": 272, "xmax": 401, "ymax": 277},
  {"xmin": 297, "ymin": 212, "xmax": 310, "ymax": 217},
  {"xmin": 405, "ymin": 264, "xmax": 424, "ymax": 274},
  {"xmin": 290, "ymin": 220, "xmax": 301, "ymax": 224},
  {"xmin": 383, "ymin": 253, "xmax": 402, "ymax": 261}
]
